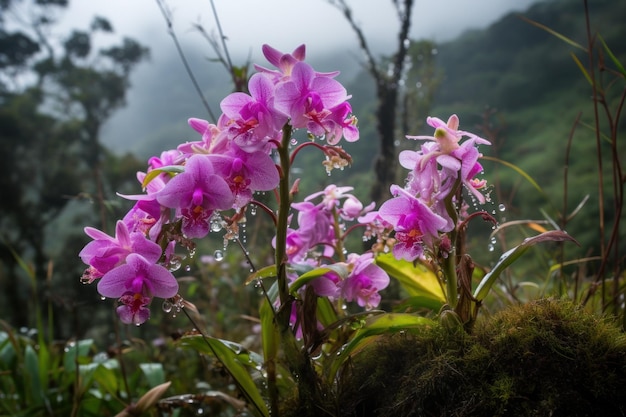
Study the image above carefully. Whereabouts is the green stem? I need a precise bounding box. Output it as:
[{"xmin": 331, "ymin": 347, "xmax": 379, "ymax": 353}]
[
  {"xmin": 275, "ymin": 123, "xmax": 293, "ymax": 312},
  {"xmin": 265, "ymin": 123, "xmax": 294, "ymax": 417},
  {"xmin": 443, "ymin": 247, "xmax": 458, "ymax": 308},
  {"xmin": 441, "ymin": 177, "xmax": 462, "ymax": 308},
  {"xmin": 271, "ymin": 123, "xmax": 320, "ymax": 415}
]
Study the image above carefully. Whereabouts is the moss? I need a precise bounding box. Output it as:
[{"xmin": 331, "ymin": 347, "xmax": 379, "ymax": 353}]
[{"xmin": 327, "ymin": 298, "xmax": 626, "ymax": 416}]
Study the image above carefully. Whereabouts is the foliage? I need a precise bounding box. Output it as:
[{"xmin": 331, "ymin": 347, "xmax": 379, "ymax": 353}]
[
  {"xmin": 0, "ymin": 0, "xmax": 148, "ymax": 338},
  {"xmin": 332, "ymin": 298, "xmax": 626, "ymax": 417},
  {"xmin": 1, "ymin": 0, "xmax": 625, "ymax": 416}
]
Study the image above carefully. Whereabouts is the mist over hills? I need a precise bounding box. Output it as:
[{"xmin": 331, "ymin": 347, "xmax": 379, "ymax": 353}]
[
  {"xmin": 100, "ymin": 48, "xmax": 365, "ymax": 158},
  {"xmin": 99, "ymin": 0, "xmax": 625, "ymax": 260}
]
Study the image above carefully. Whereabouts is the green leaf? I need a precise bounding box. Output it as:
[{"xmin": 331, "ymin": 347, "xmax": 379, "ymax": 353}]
[
  {"xmin": 0, "ymin": 331, "xmax": 17, "ymax": 368},
  {"xmin": 393, "ymin": 295, "xmax": 446, "ymax": 312},
  {"xmin": 37, "ymin": 341, "xmax": 50, "ymax": 393},
  {"xmin": 473, "ymin": 231, "xmax": 579, "ymax": 302},
  {"xmin": 316, "ymin": 296, "xmax": 339, "ymax": 328},
  {"xmin": 245, "ymin": 264, "xmax": 277, "ymax": 285},
  {"xmin": 92, "ymin": 363, "xmax": 118, "ymax": 394},
  {"xmin": 289, "ymin": 264, "xmax": 349, "ymax": 295},
  {"xmin": 570, "ymin": 52, "xmax": 593, "ymax": 86},
  {"xmin": 24, "ymin": 345, "xmax": 43, "ymax": 407},
  {"xmin": 482, "ymin": 156, "xmax": 546, "ymax": 197},
  {"xmin": 328, "ymin": 313, "xmax": 434, "ymax": 381},
  {"xmin": 141, "ymin": 165, "xmax": 184, "ymax": 188},
  {"xmin": 63, "ymin": 339, "xmax": 94, "ymax": 374},
  {"xmin": 598, "ymin": 34, "xmax": 626, "ymax": 78},
  {"xmin": 519, "ymin": 15, "xmax": 587, "ymax": 52},
  {"xmin": 140, "ymin": 363, "xmax": 165, "ymax": 387},
  {"xmin": 78, "ymin": 363, "xmax": 99, "ymax": 392},
  {"xmin": 180, "ymin": 335, "xmax": 268, "ymax": 417},
  {"xmin": 375, "ymin": 253, "xmax": 445, "ymax": 305}
]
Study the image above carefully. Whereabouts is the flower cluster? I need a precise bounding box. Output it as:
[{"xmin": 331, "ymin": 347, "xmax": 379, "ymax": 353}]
[
  {"xmin": 282, "ymin": 185, "xmax": 389, "ymax": 309},
  {"xmin": 79, "ymin": 45, "xmax": 360, "ymax": 325},
  {"xmin": 375, "ymin": 115, "xmax": 491, "ymax": 262}
]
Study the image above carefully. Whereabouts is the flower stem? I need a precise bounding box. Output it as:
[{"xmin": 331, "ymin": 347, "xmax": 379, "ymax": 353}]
[{"xmin": 275, "ymin": 123, "xmax": 293, "ymax": 310}]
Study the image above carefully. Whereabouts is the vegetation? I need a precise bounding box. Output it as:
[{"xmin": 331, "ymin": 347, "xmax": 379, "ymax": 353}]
[
  {"xmin": 0, "ymin": 0, "xmax": 624, "ymax": 416},
  {"xmin": 333, "ymin": 298, "xmax": 626, "ymax": 417}
]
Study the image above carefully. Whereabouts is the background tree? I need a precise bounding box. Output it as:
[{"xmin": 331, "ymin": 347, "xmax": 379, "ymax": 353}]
[
  {"xmin": 0, "ymin": 0, "xmax": 147, "ymax": 336},
  {"xmin": 327, "ymin": 0, "xmax": 415, "ymax": 205}
]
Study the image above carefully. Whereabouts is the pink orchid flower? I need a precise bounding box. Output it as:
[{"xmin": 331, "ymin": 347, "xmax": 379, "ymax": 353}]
[
  {"xmin": 157, "ymin": 154, "xmax": 234, "ymax": 238},
  {"xmin": 97, "ymin": 253, "xmax": 178, "ymax": 325}
]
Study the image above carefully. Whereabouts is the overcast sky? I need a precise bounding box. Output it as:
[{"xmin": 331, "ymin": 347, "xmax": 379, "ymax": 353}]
[
  {"xmin": 59, "ymin": 0, "xmax": 539, "ymax": 61},
  {"xmin": 54, "ymin": 0, "xmax": 541, "ymax": 153}
]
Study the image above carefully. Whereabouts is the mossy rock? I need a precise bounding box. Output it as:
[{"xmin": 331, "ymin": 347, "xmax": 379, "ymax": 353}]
[{"xmin": 284, "ymin": 298, "xmax": 626, "ymax": 416}]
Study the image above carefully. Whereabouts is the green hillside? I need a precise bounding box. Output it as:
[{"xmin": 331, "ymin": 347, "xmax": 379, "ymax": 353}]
[{"xmin": 431, "ymin": 0, "xmax": 625, "ymax": 259}]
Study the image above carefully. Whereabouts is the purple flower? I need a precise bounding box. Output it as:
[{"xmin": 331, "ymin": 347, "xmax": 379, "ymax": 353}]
[
  {"xmin": 97, "ymin": 253, "xmax": 178, "ymax": 325},
  {"xmin": 254, "ymin": 44, "xmax": 308, "ymax": 81},
  {"xmin": 98, "ymin": 253, "xmax": 178, "ymax": 299},
  {"xmin": 208, "ymin": 144, "xmax": 279, "ymax": 208},
  {"xmin": 79, "ymin": 220, "xmax": 162, "ymax": 281},
  {"xmin": 220, "ymin": 73, "xmax": 288, "ymax": 150},
  {"xmin": 341, "ymin": 253, "xmax": 389, "ymax": 309},
  {"xmin": 254, "ymin": 44, "xmax": 340, "ymax": 82},
  {"xmin": 378, "ymin": 186, "xmax": 449, "ymax": 261},
  {"xmin": 116, "ymin": 292, "xmax": 151, "ymax": 325},
  {"xmin": 274, "ymin": 62, "xmax": 351, "ymax": 141},
  {"xmin": 157, "ymin": 155, "xmax": 234, "ymax": 238}
]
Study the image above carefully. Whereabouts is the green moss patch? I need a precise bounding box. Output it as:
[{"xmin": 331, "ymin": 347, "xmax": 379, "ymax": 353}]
[{"xmin": 291, "ymin": 299, "xmax": 626, "ymax": 416}]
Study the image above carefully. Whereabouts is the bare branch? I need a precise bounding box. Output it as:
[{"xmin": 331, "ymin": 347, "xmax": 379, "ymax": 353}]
[
  {"xmin": 327, "ymin": 0, "xmax": 380, "ymax": 81},
  {"xmin": 155, "ymin": 0, "xmax": 217, "ymax": 122}
]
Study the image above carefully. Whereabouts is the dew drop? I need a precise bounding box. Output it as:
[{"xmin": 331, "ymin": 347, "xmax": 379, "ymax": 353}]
[
  {"xmin": 169, "ymin": 259, "xmax": 182, "ymax": 272},
  {"xmin": 214, "ymin": 250, "xmax": 224, "ymax": 261},
  {"xmin": 290, "ymin": 138, "xmax": 298, "ymax": 146},
  {"xmin": 498, "ymin": 203, "xmax": 506, "ymax": 212},
  {"xmin": 185, "ymin": 265, "xmax": 191, "ymax": 272},
  {"xmin": 488, "ymin": 244, "xmax": 495, "ymax": 252},
  {"xmin": 100, "ymin": 296, "xmax": 106, "ymax": 301},
  {"xmin": 249, "ymin": 205, "xmax": 257, "ymax": 216},
  {"xmin": 162, "ymin": 300, "xmax": 173, "ymax": 313},
  {"xmin": 211, "ymin": 221, "xmax": 223, "ymax": 232}
]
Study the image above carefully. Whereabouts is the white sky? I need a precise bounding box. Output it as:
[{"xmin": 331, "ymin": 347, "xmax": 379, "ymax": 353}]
[
  {"xmin": 59, "ymin": 0, "xmax": 539, "ymax": 62},
  {"xmin": 52, "ymin": 0, "xmax": 540, "ymax": 153}
]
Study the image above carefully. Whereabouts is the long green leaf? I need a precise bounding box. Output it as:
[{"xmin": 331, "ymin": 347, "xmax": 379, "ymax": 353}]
[
  {"xmin": 519, "ymin": 15, "xmax": 587, "ymax": 52},
  {"xmin": 375, "ymin": 253, "xmax": 445, "ymax": 306},
  {"xmin": 473, "ymin": 230, "xmax": 579, "ymax": 301},
  {"xmin": 180, "ymin": 335, "xmax": 268, "ymax": 417},
  {"xmin": 140, "ymin": 363, "xmax": 165, "ymax": 387},
  {"xmin": 24, "ymin": 345, "xmax": 43, "ymax": 407},
  {"xmin": 598, "ymin": 34, "xmax": 626, "ymax": 78},
  {"xmin": 141, "ymin": 165, "xmax": 184, "ymax": 188},
  {"xmin": 63, "ymin": 339, "xmax": 94, "ymax": 374},
  {"xmin": 328, "ymin": 313, "xmax": 434, "ymax": 381},
  {"xmin": 482, "ymin": 156, "xmax": 546, "ymax": 197},
  {"xmin": 245, "ymin": 264, "xmax": 277, "ymax": 285},
  {"xmin": 289, "ymin": 264, "xmax": 349, "ymax": 295},
  {"xmin": 571, "ymin": 52, "xmax": 593, "ymax": 86}
]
